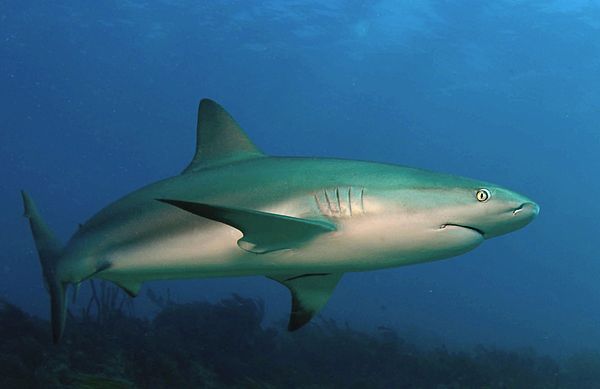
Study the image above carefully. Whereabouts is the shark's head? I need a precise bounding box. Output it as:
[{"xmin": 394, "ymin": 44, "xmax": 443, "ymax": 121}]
[
  {"xmin": 436, "ymin": 184, "xmax": 540, "ymax": 240},
  {"xmin": 356, "ymin": 167, "xmax": 540, "ymax": 265}
]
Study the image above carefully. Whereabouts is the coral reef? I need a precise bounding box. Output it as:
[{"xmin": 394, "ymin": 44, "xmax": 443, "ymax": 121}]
[{"xmin": 0, "ymin": 288, "xmax": 594, "ymax": 388}]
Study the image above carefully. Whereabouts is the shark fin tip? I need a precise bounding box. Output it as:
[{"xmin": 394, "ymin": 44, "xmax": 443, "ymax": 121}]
[{"xmin": 21, "ymin": 190, "xmax": 32, "ymax": 218}]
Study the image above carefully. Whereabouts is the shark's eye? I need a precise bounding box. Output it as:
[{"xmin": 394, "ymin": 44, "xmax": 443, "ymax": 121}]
[{"xmin": 476, "ymin": 189, "xmax": 491, "ymax": 202}]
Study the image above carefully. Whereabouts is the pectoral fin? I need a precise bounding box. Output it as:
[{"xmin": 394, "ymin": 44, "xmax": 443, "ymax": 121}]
[
  {"xmin": 158, "ymin": 199, "xmax": 336, "ymax": 254},
  {"xmin": 268, "ymin": 272, "xmax": 343, "ymax": 331}
]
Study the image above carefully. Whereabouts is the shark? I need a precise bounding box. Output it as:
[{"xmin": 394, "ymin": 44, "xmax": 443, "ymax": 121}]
[{"xmin": 22, "ymin": 99, "xmax": 539, "ymax": 343}]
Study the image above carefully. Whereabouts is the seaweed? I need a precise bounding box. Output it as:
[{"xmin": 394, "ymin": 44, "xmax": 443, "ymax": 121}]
[{"xmin": 0, "ymin": 295, "xmax": 594, "ymax": 388}]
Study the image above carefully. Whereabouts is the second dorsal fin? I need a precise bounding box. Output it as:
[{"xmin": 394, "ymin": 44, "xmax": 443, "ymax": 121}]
[{"xmin": 182, "ymin": 99, "xmax": 264, "ymax": 173}]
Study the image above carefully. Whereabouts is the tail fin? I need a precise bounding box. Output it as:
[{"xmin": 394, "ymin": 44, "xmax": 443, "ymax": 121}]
[{"xmin": 21, "ymin": 191, "xmax": 67, "ymax": 343}]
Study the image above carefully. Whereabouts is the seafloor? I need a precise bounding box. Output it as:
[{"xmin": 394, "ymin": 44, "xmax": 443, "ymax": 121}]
[{"xmin": 1, "ymin": 285, "xmax": 597, "ymax": 389}]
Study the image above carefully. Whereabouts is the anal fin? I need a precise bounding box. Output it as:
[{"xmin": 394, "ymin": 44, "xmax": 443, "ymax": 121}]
[
  {"xmin": 113, "ymin": 280, "xmax": 143, "ymax": 297},
  {"xmin": 268, "ymin": 272, "xmax": 343, "ymax": 331}
]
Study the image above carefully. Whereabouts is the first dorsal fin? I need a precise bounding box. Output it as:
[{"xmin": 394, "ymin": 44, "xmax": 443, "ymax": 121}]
[{"xmin": 182, "ymin": 99, "xmax": 264, "ymax": 173}]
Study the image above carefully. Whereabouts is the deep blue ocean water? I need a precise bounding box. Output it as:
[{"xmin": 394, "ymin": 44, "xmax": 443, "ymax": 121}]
[{"xmin": 1, "ymin": 0, "xmax": 599, "ymax": 360}]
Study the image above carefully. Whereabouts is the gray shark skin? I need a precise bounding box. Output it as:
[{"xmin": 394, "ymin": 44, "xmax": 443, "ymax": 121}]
[{"xmin": 22, "ymin": 99, "xmax": 539, "ymax": 342}]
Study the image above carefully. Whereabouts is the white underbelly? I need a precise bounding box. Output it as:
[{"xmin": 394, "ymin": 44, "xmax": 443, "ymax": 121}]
[{"xmin": 100, "ymin": 212, "xmax": 481, "ymax": 281}]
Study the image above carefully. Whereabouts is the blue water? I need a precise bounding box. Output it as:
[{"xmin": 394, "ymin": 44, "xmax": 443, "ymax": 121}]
[{"xmin": 1, "ymin": 1, "xmax": 599, "ymax": 357}]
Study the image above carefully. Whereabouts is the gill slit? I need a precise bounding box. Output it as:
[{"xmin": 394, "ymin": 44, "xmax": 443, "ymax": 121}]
[
  {"xmin": 360, "ymin": 187, "xmax": 365, "ymax": 213},
  {"xmin": 323, "ymin": 189, "xmax": 332, "ymax": 213},
  {"xmin": 314, "ymin": 194, "xmax": 322, "ymax": 211},
  {"xmin": 347, "ymin": 187, "xmax": 353, "ymax": 216}
]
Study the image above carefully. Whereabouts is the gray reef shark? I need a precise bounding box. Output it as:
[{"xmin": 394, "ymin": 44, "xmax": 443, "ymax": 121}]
[{"xmin": 23, "ymin": 99, "xmax": 539, "ymax": 342}]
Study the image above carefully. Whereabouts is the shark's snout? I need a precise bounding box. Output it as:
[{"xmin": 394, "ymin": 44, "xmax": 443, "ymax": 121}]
[
  {"xmin": 481, "ymin": 200, "xmax": 539, "ymax": 239},
  {"xmin": 510, "ymin": 202, "xmax": 540, "ymax": 235},
  {"xmin": 513, "ymin": 202, "xmax": 540, "ymax": 219}
]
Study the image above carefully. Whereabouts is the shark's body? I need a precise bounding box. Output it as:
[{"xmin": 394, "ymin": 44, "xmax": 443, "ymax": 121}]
[{"xmin": 23, "ymin": 99, "xmax": 539, "ymax": 342}]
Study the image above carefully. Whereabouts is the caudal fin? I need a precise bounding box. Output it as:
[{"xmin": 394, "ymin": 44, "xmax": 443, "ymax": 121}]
[{"xmin": 21, "ymin": 191, "xmax": 67, "ymax": 343}]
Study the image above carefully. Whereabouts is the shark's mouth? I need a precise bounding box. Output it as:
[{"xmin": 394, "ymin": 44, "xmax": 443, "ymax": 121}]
[{"xmin": 440, "ymin": 224, "xmax": 485, "ymax": 237}]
